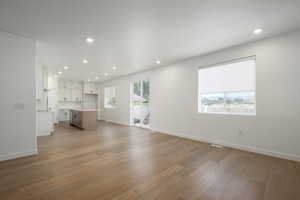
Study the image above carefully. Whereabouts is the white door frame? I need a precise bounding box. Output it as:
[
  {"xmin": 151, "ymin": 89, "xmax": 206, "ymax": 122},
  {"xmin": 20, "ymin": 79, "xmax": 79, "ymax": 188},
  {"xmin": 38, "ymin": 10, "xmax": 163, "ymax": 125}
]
[{"xmin": 130, "ymin": 80, "xmax": 150, "ymax": 129}]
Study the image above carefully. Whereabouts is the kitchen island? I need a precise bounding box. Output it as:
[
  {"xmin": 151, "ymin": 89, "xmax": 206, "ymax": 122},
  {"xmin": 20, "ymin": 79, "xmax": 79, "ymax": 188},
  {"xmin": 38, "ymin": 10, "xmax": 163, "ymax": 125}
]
[{"xmin": 69, "ymin": 109, "xmax": 98, "ymax": 130}]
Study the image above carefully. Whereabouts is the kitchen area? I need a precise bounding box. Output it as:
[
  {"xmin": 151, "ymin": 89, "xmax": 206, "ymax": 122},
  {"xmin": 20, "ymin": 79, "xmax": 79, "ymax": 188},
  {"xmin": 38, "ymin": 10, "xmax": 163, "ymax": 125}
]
[
  {"xmin": 36, "ymin": 65, "xmax": 100, "ymax": 136},
  {"xmin": 58, "ymin": 80, "xmax": 99, "ymax": 130}
]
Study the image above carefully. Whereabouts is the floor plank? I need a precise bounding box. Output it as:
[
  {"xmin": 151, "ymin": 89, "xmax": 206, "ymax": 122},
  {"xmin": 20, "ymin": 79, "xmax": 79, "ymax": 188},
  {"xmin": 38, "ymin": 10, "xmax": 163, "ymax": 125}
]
[{"xmin": 0, "ymin": 121, "xmax": 299, "ymax": 200}]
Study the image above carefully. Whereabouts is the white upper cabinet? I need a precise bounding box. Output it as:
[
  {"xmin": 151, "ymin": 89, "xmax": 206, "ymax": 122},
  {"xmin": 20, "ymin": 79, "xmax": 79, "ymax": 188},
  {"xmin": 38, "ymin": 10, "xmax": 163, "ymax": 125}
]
[
  {"xmin": 72, "ymin": 89, "xmax": 82, "ymax": 102},
  {"xmin": 73, "ymin": 82, "xmax": 82, "ymax": 90},
  {"xmin": 71, "ymin": 82, "xmax": 82, "ymax": 102},
  {"xmin": 84, "ymin": 83, "xmax": 97, "ymax": 95},
  {"xmin": 58, "ymin": 80, "xmax": 83, "ymax": 102}
]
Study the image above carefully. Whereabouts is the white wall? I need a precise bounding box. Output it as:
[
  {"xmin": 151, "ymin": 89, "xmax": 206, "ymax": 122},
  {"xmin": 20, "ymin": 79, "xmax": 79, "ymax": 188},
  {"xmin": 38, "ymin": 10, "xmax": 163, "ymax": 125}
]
[
  {"xmin": 98, "ymin": 30, "xmax": 300, "ymax": 161},
  {"xmin": 0, "ymin": 31, "xmax": 37, "ymax": 161}
]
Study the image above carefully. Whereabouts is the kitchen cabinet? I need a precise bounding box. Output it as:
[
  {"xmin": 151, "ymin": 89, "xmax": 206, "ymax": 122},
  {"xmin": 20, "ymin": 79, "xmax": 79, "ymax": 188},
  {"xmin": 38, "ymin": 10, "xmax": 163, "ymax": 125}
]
[
  {"xmin": 72, "ymin": 90, "xmax": 82, "ymax": 102},
  {"xmin": 58, "ymin": 109, "xmax": 70, "ymax": 121},
  {"xmin": 64, "ymin": 88, "xmax": 72, "ymax": 101},
  {"xmin": 72, "ymin": 82, "xmax": 83, "ymax": 102},
  {"xmin": 58, "ymin": 80, "xmax": 83, "ymax": 102},
  {"xmin": 58, "ymin": 80, "xmax": 66, "ymax": 101},
  {"xmin": 37, "ymin": 111, "xmax": 54, "ymax": 136},
  {"xmin": 84, "ymin": 83, "xmax": 97, "ymax": 95}
]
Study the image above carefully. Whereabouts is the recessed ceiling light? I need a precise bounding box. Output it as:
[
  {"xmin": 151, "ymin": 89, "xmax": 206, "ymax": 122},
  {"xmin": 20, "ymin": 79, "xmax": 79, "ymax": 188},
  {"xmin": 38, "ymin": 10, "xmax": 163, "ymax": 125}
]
[
  {"xmin": 54, "ymin": 74, "xmax": 58, "ymax": 78},
  {"xmin": 87, "ymin": 79, "xmax": 91, "ymax": 82},
  {"xmin": 156, "ymin": 60, "xmax": 161, "ymax": 64},
  {"xmin": 112, "ymin": 66, "xmax": 117, "ymax": 71},
  {"xmin": 58, "ymin": 71, "xmax": 62, "ymax": 75},
  {"xmin": 64, "ymin": 66, "xmax": 69, "ymax": 70},
  {"xmin": 104, "ymin": 72, "xmax": 108, "ymax": 77},
  {"xmin": 95, "ymin": 76, "xmax": 99, "ymax": 80},
  {"xmin": 253, "ymin": 28, "xmax": 263, "ymax": 35},
  {"xmin": 83, "ymin": 59, "xmax": 88, "ymax": 64},
  {"xmin": 86, "ymin": 37, "xmax": 94, "ymax": 44}
]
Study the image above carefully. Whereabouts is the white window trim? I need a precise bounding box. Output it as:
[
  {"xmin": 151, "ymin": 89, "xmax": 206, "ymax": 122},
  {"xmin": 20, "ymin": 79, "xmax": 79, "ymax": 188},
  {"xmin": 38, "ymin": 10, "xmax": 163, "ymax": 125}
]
[
  {"xmin": 199, "ymin": 111, "xmax": 256, "ymax": 116},
  {"xmin": 104, "ymin": 86, "xmax": 116, "ymax": 109}
]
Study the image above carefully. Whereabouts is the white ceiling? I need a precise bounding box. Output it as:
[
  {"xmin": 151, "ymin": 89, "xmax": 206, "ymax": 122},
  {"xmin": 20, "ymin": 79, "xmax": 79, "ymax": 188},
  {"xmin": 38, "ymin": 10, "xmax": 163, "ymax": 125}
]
[{"xmin": 1, "ymin": 0, "xmax": 300, "ymax": 82}]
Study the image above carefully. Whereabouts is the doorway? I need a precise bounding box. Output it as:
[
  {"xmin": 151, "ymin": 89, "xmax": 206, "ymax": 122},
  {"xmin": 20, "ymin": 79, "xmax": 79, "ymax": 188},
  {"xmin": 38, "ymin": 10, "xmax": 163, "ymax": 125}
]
[{"xmin": 130, "ymin": 80, "xmax": 150, "ymax": 128}]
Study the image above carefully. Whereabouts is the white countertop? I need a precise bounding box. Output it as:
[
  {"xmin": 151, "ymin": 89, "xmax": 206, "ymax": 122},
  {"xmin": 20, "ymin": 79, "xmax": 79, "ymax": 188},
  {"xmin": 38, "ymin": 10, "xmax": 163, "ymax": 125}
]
[
  {"xmin": 69, "ymin": 108, "xmax": 100, "ymax": 112},
  {"xmin": 59, "ymin": 107, "xmax": 100, "ymax": 112}
]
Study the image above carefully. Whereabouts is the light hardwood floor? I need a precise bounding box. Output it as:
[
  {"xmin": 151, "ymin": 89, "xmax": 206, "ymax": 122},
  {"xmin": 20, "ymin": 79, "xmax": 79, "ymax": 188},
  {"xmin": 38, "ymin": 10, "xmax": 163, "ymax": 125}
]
[{"xmin": 0, "ymin": 121, "xmax": 299, "ymax": 200}]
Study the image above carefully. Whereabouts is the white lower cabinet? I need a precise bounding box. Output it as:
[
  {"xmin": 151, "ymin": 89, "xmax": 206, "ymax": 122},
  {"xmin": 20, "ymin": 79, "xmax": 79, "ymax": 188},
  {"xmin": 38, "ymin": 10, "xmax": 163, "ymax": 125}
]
[
  {"xmin": 58, "ymin": 109, "xmax": 70, "ymax": 121},
  {"xmin": 37, "ymin": 111, "xmax": 54, "ymax": 136}
]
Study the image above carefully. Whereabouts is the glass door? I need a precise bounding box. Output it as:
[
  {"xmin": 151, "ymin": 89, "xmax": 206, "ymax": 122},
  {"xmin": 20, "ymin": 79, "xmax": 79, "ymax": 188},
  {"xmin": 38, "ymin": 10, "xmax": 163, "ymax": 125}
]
[{"xmin": 131, "ymin": 80, "xmax": 150, "ymax": 128}]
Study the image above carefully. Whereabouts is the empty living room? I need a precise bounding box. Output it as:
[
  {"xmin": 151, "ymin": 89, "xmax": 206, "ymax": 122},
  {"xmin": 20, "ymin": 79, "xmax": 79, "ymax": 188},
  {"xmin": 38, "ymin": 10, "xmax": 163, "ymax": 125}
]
[{"xmin": 1, "ymin": 0, "xmax": 300, "ymax": 199}]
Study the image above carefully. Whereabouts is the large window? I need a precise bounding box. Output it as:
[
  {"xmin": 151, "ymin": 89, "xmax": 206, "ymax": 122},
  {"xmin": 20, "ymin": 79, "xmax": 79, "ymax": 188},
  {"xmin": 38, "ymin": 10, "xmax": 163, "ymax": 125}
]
[
  {"xmin": 198, "ymin": 57, "xmax": 256, "ymax": 115},
  {"xmin": 104, "ymin": 86, "xmax": 116, "ymax": 108}
]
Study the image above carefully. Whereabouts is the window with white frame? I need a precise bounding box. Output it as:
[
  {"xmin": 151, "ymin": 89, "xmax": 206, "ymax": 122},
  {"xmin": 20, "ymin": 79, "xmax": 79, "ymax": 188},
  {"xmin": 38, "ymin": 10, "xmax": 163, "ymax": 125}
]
[
  {"xmin": 104, "ymin": 86, "xmax": 116, "ymax": 108},
  {"xmin": 198, "ymin": 57, "xmax": 256, "ymax": 115}
]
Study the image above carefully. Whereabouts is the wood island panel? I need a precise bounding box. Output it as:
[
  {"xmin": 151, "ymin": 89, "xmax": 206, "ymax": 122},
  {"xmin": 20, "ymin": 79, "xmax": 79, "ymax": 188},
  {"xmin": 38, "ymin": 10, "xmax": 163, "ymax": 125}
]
[{"xmin": 81, "ymin": 111, "xmax": 97, "ymax": 130}]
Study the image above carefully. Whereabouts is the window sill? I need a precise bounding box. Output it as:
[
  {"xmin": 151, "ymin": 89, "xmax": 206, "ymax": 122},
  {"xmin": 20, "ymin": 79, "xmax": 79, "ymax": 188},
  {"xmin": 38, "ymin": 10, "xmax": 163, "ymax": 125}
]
[
  {"xmin": 198, "ymin": 111, "xmax": 256, "ymax": 116},
  {"xmin": 104, "ymin": 107, "xmax": 116, "ymax": 109}
]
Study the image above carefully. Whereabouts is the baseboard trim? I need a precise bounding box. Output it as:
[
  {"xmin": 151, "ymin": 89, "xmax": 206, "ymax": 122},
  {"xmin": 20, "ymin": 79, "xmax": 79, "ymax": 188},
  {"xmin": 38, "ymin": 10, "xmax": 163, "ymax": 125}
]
[
  {"xmin": 0, "ymin": 149, "xmax": 38, "ymax": 162},
  {"xmin": 151, "ymin": 128, "xmax": 300, "ymax": 162},
  {"xmin": 37, "ymin": 132, "xmax": 51, "ymax": 137}
]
